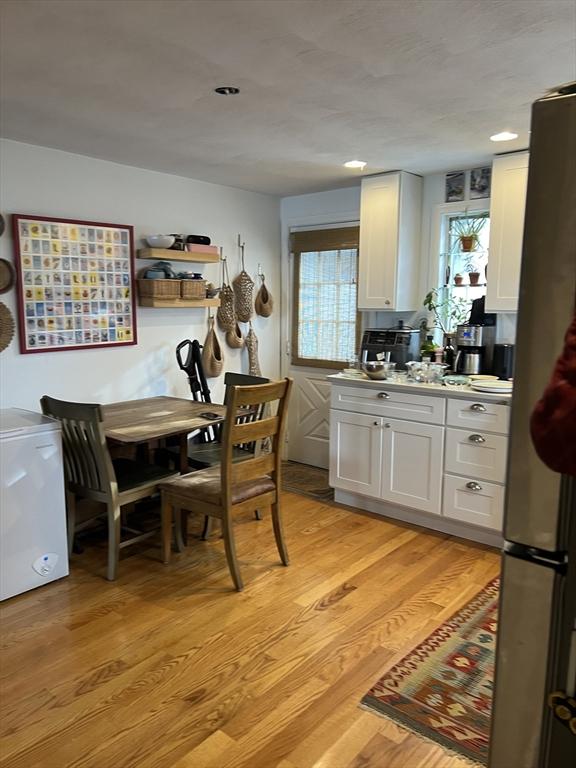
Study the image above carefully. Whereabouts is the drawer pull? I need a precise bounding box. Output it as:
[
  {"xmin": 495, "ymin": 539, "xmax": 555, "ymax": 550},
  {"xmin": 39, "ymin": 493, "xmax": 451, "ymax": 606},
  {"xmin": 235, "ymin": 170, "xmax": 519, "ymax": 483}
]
[
  {"xmin": 384, "ymin": 423, "xmax": 391, "ymax": 428},
  {"xmin": 377, "ymin": 392, "xmax": 390, "ymax": 399},
  {"xmin": 470, "ymin": 403, "xmax": 486, "ymax": 412},
  {"xmin": 466, "ymin": 481, "xmax": 483, "ymax": 491},
  {"xmin": 468, "ymin": 434, "xmax": 486, "ymax": 443},
  {"xmin": 373, "ymin": 421, "xmax": 379, "ymax": 426}
]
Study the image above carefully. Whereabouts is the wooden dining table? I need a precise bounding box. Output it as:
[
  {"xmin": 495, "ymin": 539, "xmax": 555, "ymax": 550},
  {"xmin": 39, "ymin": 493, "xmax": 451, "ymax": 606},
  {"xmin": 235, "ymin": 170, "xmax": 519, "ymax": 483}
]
[{"xmin": 101, "ymin": 396, "xmax": 227, "ymax": 472}]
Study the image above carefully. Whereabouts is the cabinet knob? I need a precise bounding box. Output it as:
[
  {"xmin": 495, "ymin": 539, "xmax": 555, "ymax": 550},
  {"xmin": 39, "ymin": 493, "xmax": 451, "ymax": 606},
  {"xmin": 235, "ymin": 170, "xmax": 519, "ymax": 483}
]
[
  {"xmin": 373, "ymin": 421, "xmax": 381, "ymax": 427},
  {"xmin": 468, "ymin": 434, "xmax": 486, "ymax": 443},
  {"xmin": 384, "ymin": 300, "xmax": 391, "ymax": 306},
  {"xmin": 470, "ymin": 403, "xmax": 486, "ymax": 412},
  {"xmin": 377, "ymin": 392, "xmax": 390, "ymax": 399},
  {"xmin": 384, "ymin": 423, "xmax": 391, "ymax": 428},
  {"xmin": 466, "ymin": 481, "xmax": 483, "ymax": 491}
]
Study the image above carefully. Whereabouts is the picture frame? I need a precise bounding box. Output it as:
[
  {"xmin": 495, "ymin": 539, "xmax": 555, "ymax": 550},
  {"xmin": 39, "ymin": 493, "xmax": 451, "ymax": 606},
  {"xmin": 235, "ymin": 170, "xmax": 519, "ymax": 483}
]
[
  {"xmin": 12, "ymin": 214, "xmax": 137, "ymax": 354},
  {"xmin": 445, "ymin": 171, "xmax": 465, "ymax": 202},
  {"xmin": 470, "ymin": 166, "xmax": 492, "ymax": 199}
]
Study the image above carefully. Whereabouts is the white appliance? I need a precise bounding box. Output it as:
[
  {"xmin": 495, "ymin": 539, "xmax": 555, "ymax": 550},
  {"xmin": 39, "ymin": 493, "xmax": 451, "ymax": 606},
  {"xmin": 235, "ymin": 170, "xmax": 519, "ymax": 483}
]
[{"xmin": 0, "ymin": 408, "xmax": 69, "ymax": 600}]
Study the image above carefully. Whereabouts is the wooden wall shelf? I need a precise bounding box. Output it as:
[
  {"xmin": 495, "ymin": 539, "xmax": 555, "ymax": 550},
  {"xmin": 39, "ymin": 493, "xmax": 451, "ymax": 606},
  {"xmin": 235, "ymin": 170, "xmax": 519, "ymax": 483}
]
[
  {"xmin": 137, "ymin": 247, "xmax": 219, "ymax": 263},
  {"xmin": 138, "ymin": 297, "xmax": 220, "ymax": 309}
]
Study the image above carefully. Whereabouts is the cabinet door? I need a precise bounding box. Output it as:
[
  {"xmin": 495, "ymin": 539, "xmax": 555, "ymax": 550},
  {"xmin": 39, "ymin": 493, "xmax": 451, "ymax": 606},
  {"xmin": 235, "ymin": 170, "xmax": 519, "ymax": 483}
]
[
  {"xmin": 358, "ymin": 174, "xmax": 400, "ymax": 310},
  {"xmin": 381, "ymin": 419, "xmax": 444, "ymax": 515},
  {"xmin": 486, "ymin": 152, "xmax": 529, "ymax": 312},
  {"xmin": 329, "ymin": 410, "xmax": 382, "ymax": 498}
]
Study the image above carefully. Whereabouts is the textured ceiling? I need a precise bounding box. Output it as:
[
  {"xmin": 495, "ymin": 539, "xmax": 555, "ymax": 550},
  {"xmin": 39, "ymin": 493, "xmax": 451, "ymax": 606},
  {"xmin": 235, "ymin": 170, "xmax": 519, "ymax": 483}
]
[{"xmin": 0, "ymin": 0, "xmax": 575, "ymax": 195}]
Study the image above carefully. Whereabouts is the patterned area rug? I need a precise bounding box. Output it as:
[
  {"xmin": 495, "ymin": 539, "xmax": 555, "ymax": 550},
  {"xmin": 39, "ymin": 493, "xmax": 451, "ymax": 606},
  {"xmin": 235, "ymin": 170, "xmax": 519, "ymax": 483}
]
[
  {"xmin": 361, "ymin": 578, "xmax": 499, "ymax": 766},
  {"xmin": 282, "ymin": 461, "xmax": 334, "ymax": 502}
]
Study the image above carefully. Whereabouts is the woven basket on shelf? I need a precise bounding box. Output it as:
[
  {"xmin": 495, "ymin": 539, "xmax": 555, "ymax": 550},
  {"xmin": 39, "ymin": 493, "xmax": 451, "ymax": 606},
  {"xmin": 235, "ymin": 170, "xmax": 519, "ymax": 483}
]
[
  {"xmin": 137, "ymin": 278, "xmax": 180, "ymax": 300},
  {"xmin": 180, "ymin": 279, "xmax": 206, "ymax": 299}
]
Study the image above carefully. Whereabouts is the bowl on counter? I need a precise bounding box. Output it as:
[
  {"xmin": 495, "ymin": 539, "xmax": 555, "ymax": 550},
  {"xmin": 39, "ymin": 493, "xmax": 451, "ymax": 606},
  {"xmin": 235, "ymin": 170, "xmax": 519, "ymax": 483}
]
[
  {"xmin": 361, "ymin": 361, "xmax": 396, "ymax": 380},
  {"xmin": 146, "ymin": 235, "xmax": 175, "ymax": 249}
]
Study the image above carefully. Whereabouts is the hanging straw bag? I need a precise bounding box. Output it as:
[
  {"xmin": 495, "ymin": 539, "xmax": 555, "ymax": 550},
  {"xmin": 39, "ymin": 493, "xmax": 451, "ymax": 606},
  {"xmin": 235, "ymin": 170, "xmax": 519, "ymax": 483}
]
[
  {"xmin": 217, "ymin": 257, "xmax": 236, "ymax": 332},
  {"xmin": 225, "ymin": 322, "xmax": 244, "ymax": 349},
  {"xmin": 245, "ymin": 322, "xmax": 262, "ymax": 376},
  {"xmin": 255, "ymin": 274, "xmax": 273, "ymax": 317},
  {"xmin": 232, "ymin": 240, "xmax": 254, "ymax": 323},
  {"xmin": 202, "ymin": 317, "xmax": 224, "ymax": 378}
]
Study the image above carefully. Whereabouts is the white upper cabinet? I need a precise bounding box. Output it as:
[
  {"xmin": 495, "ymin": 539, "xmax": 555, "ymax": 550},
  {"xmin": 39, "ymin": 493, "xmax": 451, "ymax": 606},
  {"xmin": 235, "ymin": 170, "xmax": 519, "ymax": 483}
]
[
  {"xmin": 358, "ymin": 172, "xmax": 422, "ymax": 310},
  {"xmin": 485, "ymin": 151, "xmax": 529, "ymax": 312}
]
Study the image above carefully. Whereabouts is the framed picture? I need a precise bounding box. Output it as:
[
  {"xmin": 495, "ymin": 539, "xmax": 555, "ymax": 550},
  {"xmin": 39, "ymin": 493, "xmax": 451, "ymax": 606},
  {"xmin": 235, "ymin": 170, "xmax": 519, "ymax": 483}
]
[
  {"xmin": 12, "ymin": 214, "xmax": 137, "ymax": 354},
  {"xmin": 470, "ymin": 166, "xmax": 492, "ymax": 199},
  {"xmin": 445, "ymin": 171, "xmax": 465, "ymax": 202}
]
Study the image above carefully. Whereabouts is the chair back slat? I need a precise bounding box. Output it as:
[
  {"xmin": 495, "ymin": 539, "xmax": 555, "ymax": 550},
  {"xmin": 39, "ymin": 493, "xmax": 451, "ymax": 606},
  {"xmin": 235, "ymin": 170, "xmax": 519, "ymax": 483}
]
[
  {"xmin": 41, "ymin": 395, "xmax": 115, "ymax": 496},
  {"xmin": 232, "ymin": 381, "xmax": 287, "ymax": 407},
  {"xmin": 230, "ymin": 416, "xmax": 278, "ymax": 446},
  {"xmin": 220, "ymin": 379, "xmax": 293, "ymax": 506},
  {"xmin": 231, "ymin": 454, "xmax": 275, "ymax": 485}
]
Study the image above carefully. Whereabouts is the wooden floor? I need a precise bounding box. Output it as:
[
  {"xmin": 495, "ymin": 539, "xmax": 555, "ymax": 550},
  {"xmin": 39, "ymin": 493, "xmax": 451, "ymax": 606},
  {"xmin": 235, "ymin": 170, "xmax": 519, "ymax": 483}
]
[{"xmin": 0, "ymin": 493, "xmax": 500, "ymax": 768}]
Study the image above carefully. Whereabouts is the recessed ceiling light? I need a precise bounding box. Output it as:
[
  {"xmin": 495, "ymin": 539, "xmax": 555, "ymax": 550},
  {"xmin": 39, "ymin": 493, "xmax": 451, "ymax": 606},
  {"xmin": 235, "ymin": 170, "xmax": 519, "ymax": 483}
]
[
  {"xmin": 344, "ymin": 160, "xmax": 367, "ymax": 169},
  {"xmin": 214, "ymin": 86, "xmax": 240, "ymax": 95},
  {"xmin": 490, "ymin": 131, "xmax": 518, "ymax": 142}
]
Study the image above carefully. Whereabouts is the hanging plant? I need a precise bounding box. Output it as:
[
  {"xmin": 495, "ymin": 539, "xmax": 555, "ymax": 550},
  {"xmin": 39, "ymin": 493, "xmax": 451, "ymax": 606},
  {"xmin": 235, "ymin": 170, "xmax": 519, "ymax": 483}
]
[{"xmin": 451, "ymin": 214, "xmax": 487, "ymax": 252}]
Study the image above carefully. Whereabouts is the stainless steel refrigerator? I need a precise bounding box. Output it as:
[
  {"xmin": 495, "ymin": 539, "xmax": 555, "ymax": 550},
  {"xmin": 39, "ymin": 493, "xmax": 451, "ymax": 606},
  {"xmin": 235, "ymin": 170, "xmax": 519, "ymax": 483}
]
[{"xmin": 489, "ymin": 84, "xmax": 576, "ymax": 768}]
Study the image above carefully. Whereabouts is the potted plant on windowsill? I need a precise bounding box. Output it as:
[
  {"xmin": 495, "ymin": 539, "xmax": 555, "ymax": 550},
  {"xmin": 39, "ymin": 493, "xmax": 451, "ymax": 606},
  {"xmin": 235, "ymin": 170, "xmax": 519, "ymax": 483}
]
[{"xmin": 451, "ymin": 216, "xmax": 486, "ymax": 252}]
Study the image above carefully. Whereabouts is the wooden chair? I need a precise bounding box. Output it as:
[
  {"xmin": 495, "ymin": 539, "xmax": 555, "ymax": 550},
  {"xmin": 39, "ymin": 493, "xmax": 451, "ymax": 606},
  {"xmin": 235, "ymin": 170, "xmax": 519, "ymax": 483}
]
[
  {"xmin": 40, "ymin": 396, "xmax": 179, "ymax": 581},
  {"xmin": 160, "ymin": 378, "xmax": 293, "ymax": 591},
  {"xmin": 186, "ymin": 372, "xmax": 269, "ymax": 470}
]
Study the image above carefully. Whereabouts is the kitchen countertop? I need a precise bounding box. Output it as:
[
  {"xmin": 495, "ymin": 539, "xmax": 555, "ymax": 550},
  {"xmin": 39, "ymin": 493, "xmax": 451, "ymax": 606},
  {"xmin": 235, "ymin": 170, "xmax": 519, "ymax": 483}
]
[{"xmin": 327, "ymin": 373, "xmax": 512, "ymax": 404}]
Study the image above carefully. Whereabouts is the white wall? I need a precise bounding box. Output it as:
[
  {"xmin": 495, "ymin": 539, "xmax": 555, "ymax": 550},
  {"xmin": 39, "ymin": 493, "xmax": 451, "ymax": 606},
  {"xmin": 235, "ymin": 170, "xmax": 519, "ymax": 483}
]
[{"xmin": 0, "ymin": 140, "xmax": 281, "ymax": 410}]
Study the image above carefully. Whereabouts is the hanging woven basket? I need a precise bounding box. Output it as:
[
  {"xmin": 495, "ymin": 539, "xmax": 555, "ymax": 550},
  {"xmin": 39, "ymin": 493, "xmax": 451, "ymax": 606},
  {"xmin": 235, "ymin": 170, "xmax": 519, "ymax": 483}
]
[
  {"xmin": 245, "ymin": 322, "xmax": 262, "ymax": 376},
  {"xmin": 233, "ymin": 270, "xmax": 254, "ymax": 323},
  {"xmin": 202, "ymin": 317, "xmax": 224, "ymax": 378},
  {"xmin": 0, "ymin": 302, "xmax": 15, "ymax": 353},
  {"xmin": 216, "ymin": 258, "xmax": 236, "ymax": 332},
  {"xmin": 225, "ymin": 322, "xmax": 244, "ymax": 349},
  {"xmin": 255, "ymin": 275, "xmax": 273, "ymax": 317},
  {"xmin": 232, "ymin": 238, "xmax": 254, "ymax": 322}
]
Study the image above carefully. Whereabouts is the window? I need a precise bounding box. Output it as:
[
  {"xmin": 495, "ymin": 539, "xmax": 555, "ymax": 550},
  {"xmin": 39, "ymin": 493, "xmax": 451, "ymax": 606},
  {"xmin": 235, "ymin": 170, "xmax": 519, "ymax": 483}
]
[
  {"xmin": 291, "ymin": 227, "xmax": 359, "ymax": 368},
  {"xmin": 436, "ymin": 210, "xmax": 490, "ymax": 336}
]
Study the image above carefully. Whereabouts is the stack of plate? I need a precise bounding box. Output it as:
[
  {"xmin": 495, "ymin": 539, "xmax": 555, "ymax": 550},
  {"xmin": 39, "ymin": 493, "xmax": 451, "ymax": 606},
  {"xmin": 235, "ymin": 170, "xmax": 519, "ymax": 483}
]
[{"xmin": 470, "ymin": 379, "xmax": 513, "ymax": 394}]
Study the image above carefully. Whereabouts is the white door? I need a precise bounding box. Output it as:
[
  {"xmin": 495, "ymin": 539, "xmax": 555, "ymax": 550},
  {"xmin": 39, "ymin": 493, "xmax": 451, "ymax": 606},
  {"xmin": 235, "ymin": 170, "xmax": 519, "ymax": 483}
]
[
  {"xmin": 329, "ymin": 410, "xmax": 382, "ymax": 498},
  {"xmin": 381, "ymin": 419, "xmax": 444, "ymax": 514},
  {"xmin": 287, "ymin": 368, "xmax": 334, "ymax": 468},
  {"xmin": 286, "ymin": 226, "xmax": 360, "ymax": 468}
]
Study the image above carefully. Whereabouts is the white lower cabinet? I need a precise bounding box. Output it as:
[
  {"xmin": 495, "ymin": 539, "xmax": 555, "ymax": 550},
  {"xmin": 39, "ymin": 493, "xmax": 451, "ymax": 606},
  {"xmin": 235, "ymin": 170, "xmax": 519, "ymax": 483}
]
[
  {"xmin": 443, "ymin": 474, "xmax": 505, "ymax": 530},
  {"xmin": 329, "ymin": 410, "xmax": 443, "ymax": 514},
  {"xmin": 329, "ymin": 385, "xmax": 509, "ymax": 538},
  {"xmin": 381, "ymin": 419, "xmax": 444, "ymax": 514},
  {"xmin": 329, "ymin": 410, "xmax": 382, "ymax": 498}
]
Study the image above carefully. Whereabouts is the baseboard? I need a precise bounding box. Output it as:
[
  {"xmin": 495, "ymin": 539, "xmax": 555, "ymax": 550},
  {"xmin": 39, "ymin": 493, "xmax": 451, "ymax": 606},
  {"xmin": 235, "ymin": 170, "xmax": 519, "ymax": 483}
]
[{"xmin": 334, "ymin": 490, "xmax": 503, "ymax": 549}]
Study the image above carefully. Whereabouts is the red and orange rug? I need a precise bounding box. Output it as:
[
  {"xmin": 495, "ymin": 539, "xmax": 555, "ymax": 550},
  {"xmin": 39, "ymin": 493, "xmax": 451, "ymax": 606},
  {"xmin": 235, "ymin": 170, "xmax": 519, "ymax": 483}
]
[{"xmin": 361, "ymin": 578, "xmax": 499, "ymax": 766}]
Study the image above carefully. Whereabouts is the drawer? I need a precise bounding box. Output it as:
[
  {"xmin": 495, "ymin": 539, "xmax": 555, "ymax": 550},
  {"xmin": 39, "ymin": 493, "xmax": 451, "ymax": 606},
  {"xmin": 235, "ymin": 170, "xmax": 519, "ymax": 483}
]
[
  {"xmin": 331, "ymin": 385, "xmax": 446, "ymax": 425},
  {"xmin": 445, "ymin": 427, "xmax": 508, "ymax": 483},
  {"xmin": 447, "ymin": 397, "xmax": 510, "ymax": 434},
  {"xmin": 443, "ymin": 474, "xmax": 504, "ymax": 531}
]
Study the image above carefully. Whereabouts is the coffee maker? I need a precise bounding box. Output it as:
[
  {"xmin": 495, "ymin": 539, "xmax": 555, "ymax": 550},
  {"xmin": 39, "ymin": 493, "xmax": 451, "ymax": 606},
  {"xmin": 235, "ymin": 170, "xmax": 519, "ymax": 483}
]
[{"xmin": 454, "ymin": 324, "xmax": 496, "ymax": 374}]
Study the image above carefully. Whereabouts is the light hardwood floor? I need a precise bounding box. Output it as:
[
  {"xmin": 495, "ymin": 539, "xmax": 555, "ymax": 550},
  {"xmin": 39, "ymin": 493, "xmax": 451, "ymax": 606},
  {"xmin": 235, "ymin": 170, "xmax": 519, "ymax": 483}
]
[{"xmin": 0, "ymin": 493, "xmax": 500, "ymax": 768}]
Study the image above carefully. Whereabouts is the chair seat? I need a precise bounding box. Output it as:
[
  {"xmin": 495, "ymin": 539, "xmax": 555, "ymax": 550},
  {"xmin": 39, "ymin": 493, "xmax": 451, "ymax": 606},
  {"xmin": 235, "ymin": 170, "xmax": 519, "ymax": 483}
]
[
  {"xmin": 113, "ymin": 458, "xmax": 177, "ymax": 494},
  {"xmin": 160, "ymin": 465, "xmax": 276, "ymax": 505}
]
